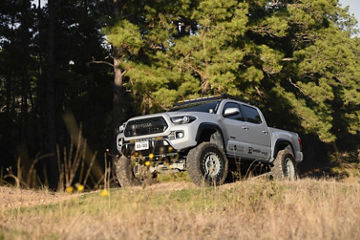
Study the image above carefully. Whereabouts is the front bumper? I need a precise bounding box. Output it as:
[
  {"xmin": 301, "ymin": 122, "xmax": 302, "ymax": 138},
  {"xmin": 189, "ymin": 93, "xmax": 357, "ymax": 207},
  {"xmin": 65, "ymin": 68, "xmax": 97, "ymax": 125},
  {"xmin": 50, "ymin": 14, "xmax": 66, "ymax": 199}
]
[
  {"xmin": 120, "ymin": 137, "xmax": 179, "ymax": 160},
  {"xmin": 118, "ymin": 124, "xmax": 197, "ymax": 154}
]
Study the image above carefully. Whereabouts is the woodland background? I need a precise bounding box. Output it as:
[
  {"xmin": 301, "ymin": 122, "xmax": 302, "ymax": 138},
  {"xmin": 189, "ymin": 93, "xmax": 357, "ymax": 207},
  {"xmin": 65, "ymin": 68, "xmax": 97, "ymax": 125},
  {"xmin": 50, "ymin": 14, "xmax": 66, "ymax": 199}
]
[{"xmin": 0, "ymin": 0, "xmax": 359, "ymax": 190}]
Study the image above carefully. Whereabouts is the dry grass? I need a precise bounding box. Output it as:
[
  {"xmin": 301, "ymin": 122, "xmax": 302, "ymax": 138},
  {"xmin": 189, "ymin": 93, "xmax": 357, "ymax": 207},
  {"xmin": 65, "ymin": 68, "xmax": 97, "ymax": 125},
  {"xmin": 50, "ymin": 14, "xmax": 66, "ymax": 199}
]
[
  {"xmin": 0, "ymin": 187, "xmax": 81, "ymax": 210},
  {"xmin": 1, "ymin": 178, "xmax": 360, "ymax": 239}
]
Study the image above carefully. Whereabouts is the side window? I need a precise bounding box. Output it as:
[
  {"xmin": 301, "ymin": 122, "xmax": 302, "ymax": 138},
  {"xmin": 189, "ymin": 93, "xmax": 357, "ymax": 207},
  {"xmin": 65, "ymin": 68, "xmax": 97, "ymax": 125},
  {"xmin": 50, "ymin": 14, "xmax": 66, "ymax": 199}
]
[
  {"xmin": 222, "ymin": 102, "xmax": 244, "ymax": 121},
  {"xmin": 241, "ymin": 105, "xmax": 262, "ymax": 124}
]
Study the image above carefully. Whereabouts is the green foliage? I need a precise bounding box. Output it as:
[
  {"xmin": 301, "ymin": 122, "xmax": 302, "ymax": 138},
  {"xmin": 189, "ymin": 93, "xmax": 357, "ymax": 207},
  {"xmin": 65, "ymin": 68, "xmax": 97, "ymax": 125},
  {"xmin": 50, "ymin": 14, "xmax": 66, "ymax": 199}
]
[
  {"xmin": 104, "ymin": 0, "xmax": 360, "ymax": 143},
  {"xmin": 156, "ymin": 171, "xmax": 190, "ymax": 183},
  {"xmin": 104, "ymin": 20, "xmax": 144, "ymax": 55}
]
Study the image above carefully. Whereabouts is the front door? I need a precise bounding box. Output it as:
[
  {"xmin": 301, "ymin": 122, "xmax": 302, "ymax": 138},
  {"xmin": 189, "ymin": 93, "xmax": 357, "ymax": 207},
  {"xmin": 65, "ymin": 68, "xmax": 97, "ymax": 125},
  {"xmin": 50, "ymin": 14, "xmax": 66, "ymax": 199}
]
[{"xmin": 221, "ymin": 102, "xmax": 251, "ymax": 159}]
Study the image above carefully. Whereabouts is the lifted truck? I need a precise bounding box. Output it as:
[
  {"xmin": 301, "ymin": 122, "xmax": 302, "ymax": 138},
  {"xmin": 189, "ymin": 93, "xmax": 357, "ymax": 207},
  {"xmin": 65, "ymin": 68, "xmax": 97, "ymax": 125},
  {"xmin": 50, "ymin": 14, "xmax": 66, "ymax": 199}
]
[{"xmin": 113, "ymin": 95, "xmax": 303, "ymax": 186}]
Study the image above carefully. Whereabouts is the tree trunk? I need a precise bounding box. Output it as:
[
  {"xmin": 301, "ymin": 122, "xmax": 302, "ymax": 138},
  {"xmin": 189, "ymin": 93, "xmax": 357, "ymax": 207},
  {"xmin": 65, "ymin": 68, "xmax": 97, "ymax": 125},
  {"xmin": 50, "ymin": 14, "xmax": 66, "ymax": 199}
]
[
  {"xmin": 113, "ymin": 0, "xmax": 123, "ymax": 116},
  {"xmin": 5, "ymin": 73, "xmax": 11, "ymax": 113},
  {"xmin": 112, "ymin": 0, "xmax": 125, "ymax": 153},
  {"xmin": 46, "ymin": 0, "xmax": 59, "ymax": 189},
  {"xmin": 112, "ymin": 49, "xmax": 123, "ymax": 124}
]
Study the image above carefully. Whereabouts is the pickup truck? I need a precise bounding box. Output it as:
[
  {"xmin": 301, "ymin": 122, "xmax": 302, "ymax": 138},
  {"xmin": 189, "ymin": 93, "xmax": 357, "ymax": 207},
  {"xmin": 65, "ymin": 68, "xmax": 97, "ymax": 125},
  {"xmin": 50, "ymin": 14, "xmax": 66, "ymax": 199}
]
[{"xmin": 114, "ymin": 95, "xmax": 303, "ymax": 186}]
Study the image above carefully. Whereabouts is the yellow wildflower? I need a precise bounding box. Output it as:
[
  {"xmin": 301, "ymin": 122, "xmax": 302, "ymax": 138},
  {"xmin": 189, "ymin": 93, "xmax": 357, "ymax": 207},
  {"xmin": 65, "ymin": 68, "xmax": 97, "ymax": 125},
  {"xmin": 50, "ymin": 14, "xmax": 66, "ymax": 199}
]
[
  {"xmin": 100, "ymin": 189, "xmax": 110, "ymax": 197},
  {"xmin": 149, "ymin": 153, "xmax": 154, "ymax": 160},
  {"xmin": 76, "ymin": 184, "xmax": 84, "ymax": 192},
  {"xmin": 145, "ymin": 161, "xmax": 150, "ymax": 166},
  {"xmin": 66, "ymin": 186, "xmax": 74, "ymax": 194}
]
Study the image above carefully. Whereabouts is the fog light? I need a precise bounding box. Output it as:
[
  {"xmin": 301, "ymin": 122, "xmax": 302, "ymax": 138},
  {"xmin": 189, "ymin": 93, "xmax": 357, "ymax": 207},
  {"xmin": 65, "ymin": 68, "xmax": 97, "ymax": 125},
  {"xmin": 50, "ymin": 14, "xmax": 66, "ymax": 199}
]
[
  {"xmin": 168, "ymin": 131, "xmax": 184, "ymax": 140},
  {"xmin": 176, "ymin": 131, "xmax": 184, "ymax": 138}
]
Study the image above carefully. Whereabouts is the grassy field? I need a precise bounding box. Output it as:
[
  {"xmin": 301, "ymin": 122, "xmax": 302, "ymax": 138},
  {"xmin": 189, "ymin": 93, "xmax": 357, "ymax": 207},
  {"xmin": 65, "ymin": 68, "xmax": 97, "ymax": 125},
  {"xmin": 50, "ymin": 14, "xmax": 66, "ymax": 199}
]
[{"xmin": 1, "ymin": 177, "xmax": 360, "ymax": 240}]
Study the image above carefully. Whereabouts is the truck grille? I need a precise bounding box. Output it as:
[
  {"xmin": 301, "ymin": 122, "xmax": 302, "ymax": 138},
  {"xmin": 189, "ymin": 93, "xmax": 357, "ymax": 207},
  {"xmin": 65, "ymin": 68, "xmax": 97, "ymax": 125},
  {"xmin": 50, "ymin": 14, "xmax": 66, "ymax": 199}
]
[{"xmin": 124, "ymin": 117, "xmax": 168, "ymax": 137}]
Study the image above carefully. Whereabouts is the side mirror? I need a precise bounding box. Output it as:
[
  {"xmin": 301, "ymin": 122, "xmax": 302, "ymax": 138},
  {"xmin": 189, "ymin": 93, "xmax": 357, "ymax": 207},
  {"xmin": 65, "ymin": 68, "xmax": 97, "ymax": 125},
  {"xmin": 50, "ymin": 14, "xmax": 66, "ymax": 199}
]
[{"xmin": 224, "ymin": 108, "xmax": 240, "ymax": 117}]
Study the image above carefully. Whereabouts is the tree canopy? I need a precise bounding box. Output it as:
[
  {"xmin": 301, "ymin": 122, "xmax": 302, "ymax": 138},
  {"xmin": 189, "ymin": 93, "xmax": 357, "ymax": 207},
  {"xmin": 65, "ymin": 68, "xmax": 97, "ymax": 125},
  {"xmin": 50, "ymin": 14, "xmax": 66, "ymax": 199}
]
[{"xmin": 106, "ymin": 0, "xmax": 360, "ymax": 143}]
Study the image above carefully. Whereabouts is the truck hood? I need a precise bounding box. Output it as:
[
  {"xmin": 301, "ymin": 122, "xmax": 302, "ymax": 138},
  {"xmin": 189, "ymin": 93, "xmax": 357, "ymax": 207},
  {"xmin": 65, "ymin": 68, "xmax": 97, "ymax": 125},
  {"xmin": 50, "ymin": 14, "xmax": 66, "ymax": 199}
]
[
  {"xmin": 126, "ymin": 111, "xmax": 213, "ymax": 122},
  {"xmin": 126, "ymin": 112, "xmax": 169, "ymax": 121}
]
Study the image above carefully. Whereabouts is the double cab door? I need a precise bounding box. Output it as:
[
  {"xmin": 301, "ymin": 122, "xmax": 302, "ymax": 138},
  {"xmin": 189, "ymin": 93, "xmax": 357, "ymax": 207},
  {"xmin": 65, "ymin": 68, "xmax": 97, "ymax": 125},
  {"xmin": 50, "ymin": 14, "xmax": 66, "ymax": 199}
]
[{"xmin": 221, "ymin": 102, "xmax": 271, "ymax": 161}]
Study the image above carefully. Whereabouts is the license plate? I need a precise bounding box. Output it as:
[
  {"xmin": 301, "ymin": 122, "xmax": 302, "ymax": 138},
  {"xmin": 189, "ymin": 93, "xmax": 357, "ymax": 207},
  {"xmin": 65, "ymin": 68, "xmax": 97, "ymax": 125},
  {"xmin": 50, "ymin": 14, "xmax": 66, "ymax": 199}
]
[{"xmin": 135, "ymin": 140, "xmax": 149, "ymax": 151}]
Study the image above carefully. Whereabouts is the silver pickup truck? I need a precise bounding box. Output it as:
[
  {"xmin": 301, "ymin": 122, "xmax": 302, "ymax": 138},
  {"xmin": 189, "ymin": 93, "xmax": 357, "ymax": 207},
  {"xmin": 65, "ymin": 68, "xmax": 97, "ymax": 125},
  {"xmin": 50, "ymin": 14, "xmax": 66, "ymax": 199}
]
[{"xmin": 114, "ymin": 95, "xmax": 303, "ymax": 186}]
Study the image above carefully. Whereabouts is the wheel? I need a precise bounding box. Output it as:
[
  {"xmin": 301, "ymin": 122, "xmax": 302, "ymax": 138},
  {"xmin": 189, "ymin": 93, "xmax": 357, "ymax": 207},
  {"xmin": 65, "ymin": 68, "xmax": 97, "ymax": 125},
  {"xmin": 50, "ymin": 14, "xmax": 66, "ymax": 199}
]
[
  {"xmin": 113, "ymin": 155, "xmax": 154, "ymax": 187},
  {"xmin": 270, "ymin": 147, "xmax": 298, "ymax": 180},
  {"xmin": 187, "ymin": 142, "xmax": 229, "ymax": 186},
  {"xmin": 111, "ymin": 155, "xmax": 121, "ymax": 187}
]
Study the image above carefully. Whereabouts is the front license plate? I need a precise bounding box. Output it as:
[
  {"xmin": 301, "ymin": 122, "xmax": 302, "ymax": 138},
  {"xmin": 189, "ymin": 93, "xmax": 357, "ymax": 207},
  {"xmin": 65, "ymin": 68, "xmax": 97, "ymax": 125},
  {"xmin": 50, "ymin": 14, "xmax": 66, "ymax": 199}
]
[{"xmin": 135, "ymin": 140, "xmax": 149, "ymax": 151}]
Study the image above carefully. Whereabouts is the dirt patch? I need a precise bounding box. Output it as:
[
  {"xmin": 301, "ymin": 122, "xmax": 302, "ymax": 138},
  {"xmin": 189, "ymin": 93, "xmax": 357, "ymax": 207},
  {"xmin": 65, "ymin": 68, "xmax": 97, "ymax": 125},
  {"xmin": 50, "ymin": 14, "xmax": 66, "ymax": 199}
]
[
  {"xmin": 144, "ymin": 181, "xmax": 196, "ymax": 192},
  {"xmin": 0, "ymin": 187, "xmax": 79, "ymax": 210}
]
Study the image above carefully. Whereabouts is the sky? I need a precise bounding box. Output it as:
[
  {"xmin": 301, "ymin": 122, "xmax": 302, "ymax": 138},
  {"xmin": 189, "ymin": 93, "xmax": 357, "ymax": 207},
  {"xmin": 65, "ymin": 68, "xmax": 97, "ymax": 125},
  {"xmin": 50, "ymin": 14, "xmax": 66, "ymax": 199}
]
[{"xmin": 339, "ymin": 0, "xmax": 360, "ymax": 30}]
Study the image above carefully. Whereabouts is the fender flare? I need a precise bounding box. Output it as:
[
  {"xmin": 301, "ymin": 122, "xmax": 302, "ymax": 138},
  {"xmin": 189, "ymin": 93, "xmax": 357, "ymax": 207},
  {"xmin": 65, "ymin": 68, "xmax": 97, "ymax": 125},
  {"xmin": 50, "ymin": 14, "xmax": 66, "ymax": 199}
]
[
  {"xmin": 195, "ymin": 122, "xmax": 225, "ymax": 148},
  {"xmin": 273, "ymin": 139, "xmax": 294, "ymax": 158}
]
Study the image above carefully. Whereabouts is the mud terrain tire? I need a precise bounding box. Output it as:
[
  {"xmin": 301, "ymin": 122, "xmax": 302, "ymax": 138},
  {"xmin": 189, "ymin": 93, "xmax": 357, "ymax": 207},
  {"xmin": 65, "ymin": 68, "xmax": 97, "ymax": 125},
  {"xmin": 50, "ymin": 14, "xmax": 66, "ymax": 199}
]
[
  {"xmin": 187, "ymin": 142, "xmax": 229, "ymax": 186},
  {"xmin": 113, "ymin": 155, "xmax": 141, "ymax": 187},
  {"xmin": 271, "ymin": 147, "xmax": 298, "ymax": 180}
]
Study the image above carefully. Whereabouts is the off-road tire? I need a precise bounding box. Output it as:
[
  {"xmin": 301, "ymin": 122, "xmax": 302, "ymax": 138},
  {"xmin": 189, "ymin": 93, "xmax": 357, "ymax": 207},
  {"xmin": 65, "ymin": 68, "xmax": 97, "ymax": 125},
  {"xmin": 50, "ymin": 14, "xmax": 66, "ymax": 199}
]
[
  {"xmin": 187, "ymin": 142, "xmax": 229, "ymax": 186},
  {"xmin": 113, "ymin": 155, "xmax": 140, "ymax": 187},
  {"xmin": 111, "ymin": 155, "xmax": 121, "ymax": 187},
  {"xmin": 271, "ymin": 147, "xmax": 298, "ymax": 180}
]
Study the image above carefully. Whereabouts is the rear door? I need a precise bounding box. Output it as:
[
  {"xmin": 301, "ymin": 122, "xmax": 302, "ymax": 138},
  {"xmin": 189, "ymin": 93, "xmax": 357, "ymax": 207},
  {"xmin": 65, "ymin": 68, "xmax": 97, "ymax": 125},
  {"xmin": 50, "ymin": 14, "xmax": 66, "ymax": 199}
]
[{"xmin": 240, "ymin": 104, "xmax": 271, "ymax": 160}]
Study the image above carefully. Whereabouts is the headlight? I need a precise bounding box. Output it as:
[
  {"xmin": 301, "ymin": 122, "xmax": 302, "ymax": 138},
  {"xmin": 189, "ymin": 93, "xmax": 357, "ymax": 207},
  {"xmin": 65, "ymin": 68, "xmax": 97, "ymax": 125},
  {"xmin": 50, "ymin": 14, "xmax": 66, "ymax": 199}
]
[
  {"xmin": 170, "ymin": 116, "xmax": 196, "ymax": 124},
  {"xmin": 119, "ymin": 123, "xmax": 126, "ymax": 133}
]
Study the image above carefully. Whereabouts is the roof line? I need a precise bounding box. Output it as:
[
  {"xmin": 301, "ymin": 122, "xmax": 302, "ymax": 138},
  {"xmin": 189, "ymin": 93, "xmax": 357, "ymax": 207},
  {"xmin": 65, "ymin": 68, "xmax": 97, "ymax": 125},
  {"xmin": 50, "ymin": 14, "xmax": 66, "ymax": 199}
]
[{"xmin": 173, "ymin": 94, "xmax": 248, "ymax": 107}]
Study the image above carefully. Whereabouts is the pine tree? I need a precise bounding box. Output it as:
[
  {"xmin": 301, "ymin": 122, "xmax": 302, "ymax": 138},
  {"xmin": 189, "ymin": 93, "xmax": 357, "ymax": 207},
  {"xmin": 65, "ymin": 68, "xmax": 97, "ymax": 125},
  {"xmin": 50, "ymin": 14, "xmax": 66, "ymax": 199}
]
[{"xmin": 105, "ymin": 0, "xmax": 360, "ymax": 143}]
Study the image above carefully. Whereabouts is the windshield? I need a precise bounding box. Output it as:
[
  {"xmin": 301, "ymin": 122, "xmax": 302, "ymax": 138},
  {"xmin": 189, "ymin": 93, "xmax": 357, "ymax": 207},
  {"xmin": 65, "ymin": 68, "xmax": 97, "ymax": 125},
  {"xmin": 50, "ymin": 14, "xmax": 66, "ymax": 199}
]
[{"xmin": 170, "ymin": 100, "xmax": 220, "ymax": 113}]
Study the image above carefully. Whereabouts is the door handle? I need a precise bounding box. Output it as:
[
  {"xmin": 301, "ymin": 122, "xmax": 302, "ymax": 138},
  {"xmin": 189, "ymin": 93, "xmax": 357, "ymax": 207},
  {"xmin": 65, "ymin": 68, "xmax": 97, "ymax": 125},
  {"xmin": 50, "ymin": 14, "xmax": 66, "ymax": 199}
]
[
  {"xmin": 262, "ymin": 130, "xmax": 268, "ymax": 134},
  {"xmin": 242, "ymin": 126, "xmax": 249, "ymax": 130}
]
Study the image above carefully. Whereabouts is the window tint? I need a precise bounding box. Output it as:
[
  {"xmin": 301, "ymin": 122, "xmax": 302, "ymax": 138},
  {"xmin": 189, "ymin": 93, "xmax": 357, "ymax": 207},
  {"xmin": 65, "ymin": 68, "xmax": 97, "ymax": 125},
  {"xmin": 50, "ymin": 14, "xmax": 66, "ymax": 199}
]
[
  {"xmin": 242, "ymin": 105, "xmax": 262, "ymax": 124},
  {"xmin": 223, "ymin": 102, "xmax": 244, "ymax": 121},
  {"xmin": 170, "ymin": 101, "xmax": 220, "ymax": 113}
]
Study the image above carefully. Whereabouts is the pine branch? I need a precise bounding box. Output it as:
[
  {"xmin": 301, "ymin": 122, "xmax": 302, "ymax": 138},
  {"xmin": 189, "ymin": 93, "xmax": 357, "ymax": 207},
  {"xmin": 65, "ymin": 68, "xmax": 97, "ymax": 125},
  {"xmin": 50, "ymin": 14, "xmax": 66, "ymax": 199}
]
[
  {"xmin": 89, "ymin": 57, "xmax": 114, "ymax": 67},
  {"xmin": 288, "ymin": 77, "xmax": 305, "ymax": 95}
]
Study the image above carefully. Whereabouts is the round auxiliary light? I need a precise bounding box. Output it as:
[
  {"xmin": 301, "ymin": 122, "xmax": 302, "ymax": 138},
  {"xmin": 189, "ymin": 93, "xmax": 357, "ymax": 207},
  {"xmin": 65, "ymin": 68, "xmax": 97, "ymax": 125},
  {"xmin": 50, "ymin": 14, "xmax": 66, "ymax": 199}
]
[{"xmin": 176, "ymin": 132, "xmax": 184, "ymax": 138}]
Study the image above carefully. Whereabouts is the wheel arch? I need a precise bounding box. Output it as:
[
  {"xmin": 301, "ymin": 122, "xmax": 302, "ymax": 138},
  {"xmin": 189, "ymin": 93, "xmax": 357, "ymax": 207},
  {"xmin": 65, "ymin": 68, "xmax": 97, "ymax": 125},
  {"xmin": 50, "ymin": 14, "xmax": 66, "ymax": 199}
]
[
  {"xmin": 273, "ymin": 139, "xmax": 294, "ymax": 158},
  {"xmin": 195, "ymin": 122, "xmax": 225, "ymax": 149}
]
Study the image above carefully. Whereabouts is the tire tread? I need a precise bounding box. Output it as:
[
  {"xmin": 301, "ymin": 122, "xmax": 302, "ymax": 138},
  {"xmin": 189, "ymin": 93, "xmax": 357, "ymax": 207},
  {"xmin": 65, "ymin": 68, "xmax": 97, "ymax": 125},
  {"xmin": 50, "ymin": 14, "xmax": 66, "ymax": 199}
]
[{"xmin": 187, "ymin": 142, "xmax": 228, "ymax": 186}]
